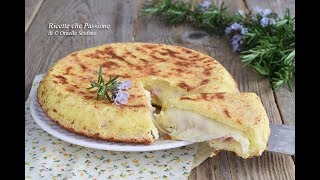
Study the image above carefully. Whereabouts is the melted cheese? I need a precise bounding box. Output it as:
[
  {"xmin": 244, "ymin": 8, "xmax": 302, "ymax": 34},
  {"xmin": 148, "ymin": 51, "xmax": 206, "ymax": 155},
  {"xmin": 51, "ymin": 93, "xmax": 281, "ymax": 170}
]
[
  {"xmin": 143, "ymin": 78, "xmax": 187, "ymax": 106},
  {"xmin": 156, "ymin": 108, "xmax": 250, "ymax": 154},
  {"xmin": 144, "ymin": 89, "xmax": 159, "ymax": 139}
]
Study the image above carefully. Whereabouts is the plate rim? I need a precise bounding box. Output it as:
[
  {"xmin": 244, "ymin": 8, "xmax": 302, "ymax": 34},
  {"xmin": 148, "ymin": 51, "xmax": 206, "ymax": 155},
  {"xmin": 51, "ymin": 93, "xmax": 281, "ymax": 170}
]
[{"xmin": 29, "ymin": 90, "xmax": 194, "ymax": 152}]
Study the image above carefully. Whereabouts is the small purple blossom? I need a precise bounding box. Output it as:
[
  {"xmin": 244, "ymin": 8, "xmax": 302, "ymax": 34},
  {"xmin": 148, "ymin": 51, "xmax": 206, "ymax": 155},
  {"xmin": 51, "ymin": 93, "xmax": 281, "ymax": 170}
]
[
  {"xmin": 112, "ymin": 80, "xmax": 132, "ymax": 105},
  {"xmin": 254, "ymin": 7, "xmax": 276, "ymax": 27},
  {"xmin": 117, "ymin": 80, "xmax": 132, "ymax": 90},
  {"xmin": 199, "ymin": 0, "xmax": 211, "ymax": 12},
  {"xmin": 113, "ymin": 90, "xmax": 129, "ymax": 105},
  {"xmin": 225, "ymin": 27, "xmax": 232, "ymax": 35},
  {"xmin": 260, "ymin": 17, "xmax": 276, "ymax": 27},
  {"xmin": 254, "ymin": 7, "xmax": 272, "ymax": 17},
  {"xmin": 225, "ymin": 23, "xmax": 248, "ymax": 35},
  {"xmin": 231, "ymin": 34, "xmax": 241, "ymax": 43},
  {"xmin": 230, "ymin": 34, "xmax": 243, "ymax": 52},
  {"xmin": 240, "ymin": 27, "xmax": 248, "ymax": 35},
  {"xmin": 225, "ymin": 23, "xmax": 248, "ymax": 52}
]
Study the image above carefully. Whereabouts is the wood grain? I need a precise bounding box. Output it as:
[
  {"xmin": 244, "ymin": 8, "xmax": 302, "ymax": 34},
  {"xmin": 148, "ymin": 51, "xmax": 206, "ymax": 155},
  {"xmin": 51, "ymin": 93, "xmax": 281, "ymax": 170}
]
[
  {"xmin": 274, "ymin": 82, "xmax": 295, "ymax": 126},
  {"xmin": 134, "ymin": 0, "xmax": 295, "ymax": 179},
  {"xmin": 190, "ymin": 151, "xmax": 295, "ymax": 180},
  {"xmin": 25, "ymin": 0, "xmax": 137, "ymax": 100},
  {"xmin": 244, "ymin": 0, "xmax": 295, "ymax": 126},
  {"xmin": 25, "ymin": 0, "xmax": 44, "ymax": 33},
  {"xmin": 244, "ymin": 0, "xmax": 295, "ymax": 16}
]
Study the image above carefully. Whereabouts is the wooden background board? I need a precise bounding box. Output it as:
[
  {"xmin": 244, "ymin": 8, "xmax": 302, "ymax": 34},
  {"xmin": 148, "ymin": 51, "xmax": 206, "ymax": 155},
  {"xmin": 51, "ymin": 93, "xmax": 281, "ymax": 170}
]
[
  {"xmin": 25, "ymin": 0, "xmax": 295, "ymax": 179},
  {"xmin": 25, "ymin": 0, "xmax": 44, "ymax": 33}
]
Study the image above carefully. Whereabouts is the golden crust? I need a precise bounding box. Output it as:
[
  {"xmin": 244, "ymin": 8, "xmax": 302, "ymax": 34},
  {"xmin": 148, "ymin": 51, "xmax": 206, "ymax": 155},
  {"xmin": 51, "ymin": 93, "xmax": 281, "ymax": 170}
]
[
  {"xmin": 38, "ymin": 73, "xmax": 156, "ymax": 144},
  {"xmin": 38, "ymin": 42, "xmax": 239, "ymax": 144},
  {"xmin": 175, "ymin": 93, "xmax": 269, "ymax": 130},
  {"xmin": 37, "ymin": 94, "xmax": 152, "ymax": 144}
]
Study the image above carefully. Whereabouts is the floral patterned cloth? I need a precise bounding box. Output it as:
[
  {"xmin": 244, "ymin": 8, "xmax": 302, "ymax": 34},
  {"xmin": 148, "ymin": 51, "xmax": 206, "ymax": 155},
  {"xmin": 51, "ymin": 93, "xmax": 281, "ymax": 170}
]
[{"xmin": 25, "ymin": 75, "xmax": 198, "ymax": 179}]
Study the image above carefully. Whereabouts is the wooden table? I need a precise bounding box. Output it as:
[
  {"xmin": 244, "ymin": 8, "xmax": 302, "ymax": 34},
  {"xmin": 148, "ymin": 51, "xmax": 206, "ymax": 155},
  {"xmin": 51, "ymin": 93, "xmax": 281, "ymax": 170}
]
[{"xmin": 25, "ymin": 0, "xmax": 295, "ymax": 179}]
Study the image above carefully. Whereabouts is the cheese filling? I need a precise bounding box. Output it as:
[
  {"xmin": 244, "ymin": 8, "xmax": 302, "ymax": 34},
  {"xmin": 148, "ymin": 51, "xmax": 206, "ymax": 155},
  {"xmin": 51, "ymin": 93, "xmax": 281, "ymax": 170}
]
[
  {"xmin": 156, "ymin": 108, "xmax": 250, "ymax": 154},
  {"xmin": 143, "ymin": 79, "xmax": 187, "ymax": 106},
  {"xmin": 144, "ymin": 89, "xmax": 159, "ymax": 140},
  {"xmin": 144, "ymin": 78, "xmax": 249, "ymax": 154}
]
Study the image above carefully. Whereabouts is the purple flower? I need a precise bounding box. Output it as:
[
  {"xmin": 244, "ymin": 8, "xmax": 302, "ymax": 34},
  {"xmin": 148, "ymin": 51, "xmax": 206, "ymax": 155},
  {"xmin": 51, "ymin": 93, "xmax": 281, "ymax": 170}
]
[
  {"xmin": 230, "ymin": 23, "xmax": 242, "ymax": 30},
  {"xmin": 254, "ymin": 7, "xmax": 276, "ymax": 27},
  {"xmin": 260, "ymin": 17, "xmax": 276, "ymax": 27},
  {"xmin": 118, "ymin": 80, "xmax": 132, "ymax": 90},
  {"xmin": 225, "ymin": 23, "xmax": 248, "ymax": 35},
  {"xmin": 114, "ymin": 90, "xmax": 129, "ymax": 105},
  {"xmin": 111, "ymin": 80, "xmax": 132, "ymax": 105},
  {"xmin": 255, "ymin": 7, "xmax": 272, "ymax": 17},
  {"xmin": 225, "ymin": 26, "xmax": 232, "ymax": 35},
  {"xmin": 240, "ymin": 27, "xmax": 248, "ymax": 35},
  {"xmin": 199, "ymin": 0, "xmax": 211, "ymax": 11},
  {"xmin": 231, "ymin": 42, "xmax": 240, "ymax": 52},
  {"xmin": 230, "ymin": 34, "xmax": 242, "ymax": 52},
  {"xmin": 225, "ymin": 23, "xmax": 248, "ymax": 52}
]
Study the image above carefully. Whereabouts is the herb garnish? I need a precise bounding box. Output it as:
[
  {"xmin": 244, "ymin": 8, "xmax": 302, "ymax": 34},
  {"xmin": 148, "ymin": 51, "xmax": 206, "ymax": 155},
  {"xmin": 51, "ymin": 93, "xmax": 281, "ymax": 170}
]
[
  {"xmin": 88, "ymin": 65, "xmax": 132, "ymax": 104},
  {"xmin": 140, "ymin": 0, "xmax": 295, "ymax": 90}
]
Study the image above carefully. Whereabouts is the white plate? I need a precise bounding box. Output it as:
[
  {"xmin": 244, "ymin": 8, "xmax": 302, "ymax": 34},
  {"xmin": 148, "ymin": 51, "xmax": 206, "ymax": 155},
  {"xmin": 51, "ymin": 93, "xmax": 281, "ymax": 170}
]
[{"xmin": 29, "ymin": 86, "xmax": 194, "ymax": 152}]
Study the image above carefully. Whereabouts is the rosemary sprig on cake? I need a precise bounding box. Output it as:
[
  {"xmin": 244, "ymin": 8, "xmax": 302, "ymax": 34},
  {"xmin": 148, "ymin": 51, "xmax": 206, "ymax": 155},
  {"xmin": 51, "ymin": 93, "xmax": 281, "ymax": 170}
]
[
  {"xmin": 88, "ymin": 65, "xmax": 132, "ymax": 104},
  {"xmin": 140, "ymin": 0, "xmax": 295, "ymax": 90}
]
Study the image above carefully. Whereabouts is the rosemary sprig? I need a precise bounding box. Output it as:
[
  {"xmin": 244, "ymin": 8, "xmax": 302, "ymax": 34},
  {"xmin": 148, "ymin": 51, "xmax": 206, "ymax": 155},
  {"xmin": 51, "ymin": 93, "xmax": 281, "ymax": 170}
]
[
  {"xmin": 140, "ymin": 0, "xmax": 244, "ymax": 34},
  {"xmin": 140, "ymin": 0, "xmax": 295, "ymax": 90},
  {"xmin": 241, "ymin": 10, "xmax": 295, "ymax": 89},
  {"xmin": 140, "ymin": 0, "xmax": 191, "ymax": 24},
  {"xmin": 88, "ymin": 65, "xmax": 119, "ymax": 102}
]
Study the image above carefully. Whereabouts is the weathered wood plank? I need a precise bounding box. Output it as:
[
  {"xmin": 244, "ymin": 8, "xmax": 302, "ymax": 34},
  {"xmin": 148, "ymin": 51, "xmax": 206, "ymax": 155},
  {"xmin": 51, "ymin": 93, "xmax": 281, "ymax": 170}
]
[
  {"xmin": 244, "ymin": 0, "xmax": 295, "ymax": 16},
  {"xmin": 135, "ymin": 0, "xmax": 294, "ymax": 179},
  {"xmin": 274, "ymin": 82, "xmax": 295, "ymax": 126},
  {"xmin": 190, "ymin": 152, "xmax": 234, "ymax": 180},
  {"xmin": 25, "ymin": 0, "xmax": 137, "ymax": 100},
  {"xmin": 228, "ymin": 151, "xmax": 295, "ymax": 179},
  {"xmin": 245, "ymin": 0, "xmax": 295, "ymax": 126},
  {"xmin": 192, "ymin": 151, "xmax": 295, "ymax": 180},
  {"xmin": 25, "ymin": 0, "xmax": 44, "ymax": 33},
  {"xmin": 184, "ymin": 0, "xmax": 248, "ymax": 12}
]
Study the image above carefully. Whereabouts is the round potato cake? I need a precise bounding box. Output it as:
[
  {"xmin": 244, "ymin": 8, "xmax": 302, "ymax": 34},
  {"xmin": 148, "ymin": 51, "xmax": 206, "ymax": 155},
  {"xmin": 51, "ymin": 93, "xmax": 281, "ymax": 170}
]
[{"xmin": 37, "ymin": 42, "xmax": 239, "ymax": 144}]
